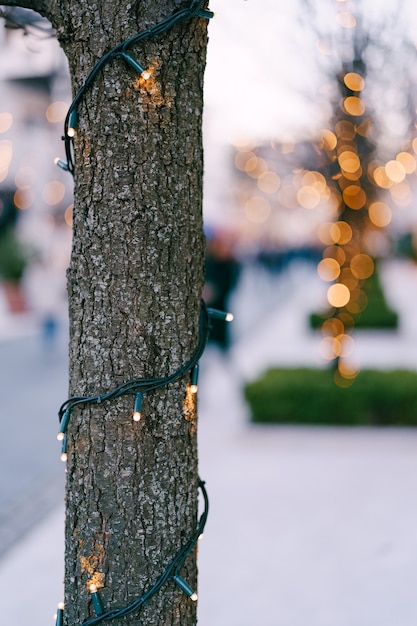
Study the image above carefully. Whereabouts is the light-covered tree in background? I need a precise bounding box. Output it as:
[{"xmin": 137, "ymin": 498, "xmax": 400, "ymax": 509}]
[{"xmin": 302, "ymin": 0, "xmax": 417, "ymax": 384}]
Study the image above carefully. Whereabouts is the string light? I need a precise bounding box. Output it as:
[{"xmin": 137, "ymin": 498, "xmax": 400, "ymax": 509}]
[
  {"xmin": 190, "ymin": 364, "xmax": 199, "ymax": 393},
  {"xmin": 119, "ymin": 52, "xmax": 149, "ymax": 78},
  {"xmin": 53, "ymin": 158, "xmax": 69, "ymax": 171},
  {"xmin": 59, "ymin": 479, "xmax": 209, "ymax": 626},
  {"xmin": 60, "ymin": 433, "xmax": 68, "ymax": 463},
  {"xmin": 67, "ymin": 110, "xmax": 79, "ymax": 138},
  {"xmin": 207, "ymin": 307, "xmax": 234, "ymax": 322},
  {"xmin": 172, "ymin": 575, "xmax": 198, "ymax": 602},
  {"xmin": 132, "ymin": 392, "xmax": 143, "ymax": 422},
  {"xmin": 55, "ymin": 0, "xmax": 215, "ymax": 175},
  {"xmin": 55, "ymin": 304, "xmax": 229, "ymax": 624},
  {"xmin": 56, "ymin": 302, "xmax": 222, "ymax": 446},
  {"xmin": 89, "ymin": 584, "xmax": 104, "ymax": 616},
  {"xmin": 55, "ymin": 602, "xmax": 64, "ymax": 626},
  {"xmin": 49, "ymin": 2, "xmax": 221, "ymax": 623}
]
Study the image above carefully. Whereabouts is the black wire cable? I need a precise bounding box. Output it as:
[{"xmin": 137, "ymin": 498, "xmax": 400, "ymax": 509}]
[
  {"xmin": 57, "ymin": 299, "xmax": 222, "ymax": 625},
  {"xmin": 54, "ymin": 3, "xmax": 217, "ymax": 622},
  {"xmin": 62, "ymin": 0, "xmax": 212, "ymax": 175},
  {"xmin": 78, "ymin": 479, "xmax": 208, "ymax": 626},
  {"xmin": 58, "ymin": 301, "xmax": 210, "ymax": 433}
]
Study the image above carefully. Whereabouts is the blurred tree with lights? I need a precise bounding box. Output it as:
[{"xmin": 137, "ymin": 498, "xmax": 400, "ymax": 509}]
[
  {"xmin": 0, "ymin": 1, "xmax": 211, "ymax": 625},
  {"xmin": 301, "ymin": 0, "xmax": 417, "ymax": 385}
]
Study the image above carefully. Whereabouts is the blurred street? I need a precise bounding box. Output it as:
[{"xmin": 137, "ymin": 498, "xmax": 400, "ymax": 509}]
[
  {"xmin": 0, "ymin": 328, "xmax": 67, "ymax": 557},
  {"xmin": 1, "ymin": 259, "xmax": 417, "ymax": 625}
]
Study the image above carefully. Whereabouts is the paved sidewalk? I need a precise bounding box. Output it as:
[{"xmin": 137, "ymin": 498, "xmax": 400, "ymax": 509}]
[{"xmin": 1, "ymin": 259, "xmax": 417, "ymax": 625}]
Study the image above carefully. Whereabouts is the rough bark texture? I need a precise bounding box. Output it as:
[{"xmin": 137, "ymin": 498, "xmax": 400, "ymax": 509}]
[{"xmin": 3, "ymin": 1, "xmax": 208, "ymax": 624}]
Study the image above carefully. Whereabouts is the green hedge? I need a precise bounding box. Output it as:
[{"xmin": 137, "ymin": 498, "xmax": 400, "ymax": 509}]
[
  {"xmin": 310, "ymin": 269, "xmax": 399, "ymax": 330},
  {"xmin": 244, "ymin": 367, "xmax": 417, "ymax": 426}
]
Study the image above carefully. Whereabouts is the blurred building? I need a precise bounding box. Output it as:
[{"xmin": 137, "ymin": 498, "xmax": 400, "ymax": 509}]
[{"xmin": 0, "ymin": 9, "xmax": 73, "ymax": 314}]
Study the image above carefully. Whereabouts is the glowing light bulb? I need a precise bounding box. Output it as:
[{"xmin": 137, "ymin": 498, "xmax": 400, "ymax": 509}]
[
  {"xmin": 60, "ymin": 432, "xmax": 68, "ymax": 461},
  {"xmin": 55, "ymin": 602, "xmax": 64, "ymax": 626},
  {"xmin": 57, "ymin": 432, "xmax": 65, "ymax": 441},
  {"xmin": 207, "ymin": 308, "xmax": 234, "ymax": 322},
  {"xmin": 89, "ymin": 583, "xmax": 104, "ymax": 615},
  {"xmin": 173, "ymin": 575, "xmax": 198, "ymax": 601},
  {"xmin": 67, "ymin": 110, "xmax": 78, "ymax": 138},
  {"xmin": 190, "ymin": 364, "xmax": 199, "ymax": 394},
  {"xmin": 54, "ymin": 157, "xmax": 69, "ymax": 171},
  {"xmin": 121, "ymin": 52, "xmax": 148, "ymax": 78},
  {"xmin": 132, "ymin": 392, "xmax": 143, "ymax": 422}
]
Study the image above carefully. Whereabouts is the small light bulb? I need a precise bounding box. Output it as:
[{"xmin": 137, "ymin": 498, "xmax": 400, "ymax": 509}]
[
  {"xmin": 54, "ymin": 157, "xmax": 69, "ymax": 171},
  {"xmin": 133, "ymin": 392, "xmax": 143, "ymax": 422},
  {"xmin": 89, "ymin": 583, "xmax": 104, "ymax": 615},
  {"xmin": 173, "ymin": 574, "xmax": 198, "ymax": 601},
  {"xmin": 141, "ymin": 70, "xmax": 151, "ymax": 80},
  {"xmin": 57, "ymin": 432, "xmax": 65, "ymax": 441},
  {"xmin": 67, "ymin": 110, "xmax": 78, "ymax": 138},
  {"xmin": 60, "ymin": 452, "xmax": 68, "ymax": 463},
  {"xmin": 190, "ymin": 363, "xmax": 199, "ymax": 394},
  {"xmin": 207, "ymin": 307, "xmax": 234, "ymax": 322},
  {"xmin": 55, "ymin": 602, "xmax": 64, "ymax": 626}
]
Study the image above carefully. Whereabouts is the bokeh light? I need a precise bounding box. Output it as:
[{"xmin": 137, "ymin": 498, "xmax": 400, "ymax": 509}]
[
  {"xmin": 337, "ymin": 12, "xmax": 357, "ymax": 28},
  {"xmin": 385, "ymin": 159, "xmax": 406, "ymax": 183},
  {"xmin": 297, "ymin": 185, "xmax": 321, "ymax": 209},
  {"xmin": 342, "ymin": 184, "xmax": 366, "ymax": 209},
  {"xmin": 14, "ymin": 187, "xmax": 35, "ymax": 210},
  {"xmin": 368, "ymin": 201, "xmax": 392, "ymax": 227},
  {"xmin": 343, "ymin": 72, "xmax": 365, "ymax": 92},
  {"xmin": 244, "ymin": 196, "xmax": 271, "ymax": 223},
  {"xmin": 327, "ymin": 283, "xmax": 350, "ymax": 307},
  {"xmin": 343, "ymin": 96, "xmax": 365, "ymax": 116},
  {"xmin": 0, "ymin": 112, "xmax": 12, "ymax": 134},
  {"xmin": 42, "ymin": 181, "xmax": 66, "ymax": 206},
  {"xmin": 45, "ymin": 101, "xmax": 68, "ymax": 124},
  {"xmin": 0, "ymin": 139, "xmax": 12, "ymax": 182},
  {"xmin": 317, "ymin": 258, "xmax": 341, "ymax": 281},
  {"xmin": 257, "ymin": 171, "xmax": 280, "ymax": 194},
  {"xmin": 350, "ymin": 253, "xmax": 374, "ymax": 279},
  {"xmin": 396, "ymin": 151, "xmax": 416, "ymax": 174}
]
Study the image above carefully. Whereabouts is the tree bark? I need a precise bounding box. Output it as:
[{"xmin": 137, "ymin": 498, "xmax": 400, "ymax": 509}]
[{"xmin": 3, "ymin": 1, "xmax": 208, "ymax": 624}]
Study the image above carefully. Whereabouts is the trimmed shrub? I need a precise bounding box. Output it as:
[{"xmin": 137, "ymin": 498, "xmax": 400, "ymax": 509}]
[{"xmin": 244, "ymin": 367, "xmax": 417, "ymax": 426}]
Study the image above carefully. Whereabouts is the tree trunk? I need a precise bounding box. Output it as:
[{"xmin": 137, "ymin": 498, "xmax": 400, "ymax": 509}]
[{"xmin": 3, "ymin": 1, "xmax": 208, "ymax": 624}]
